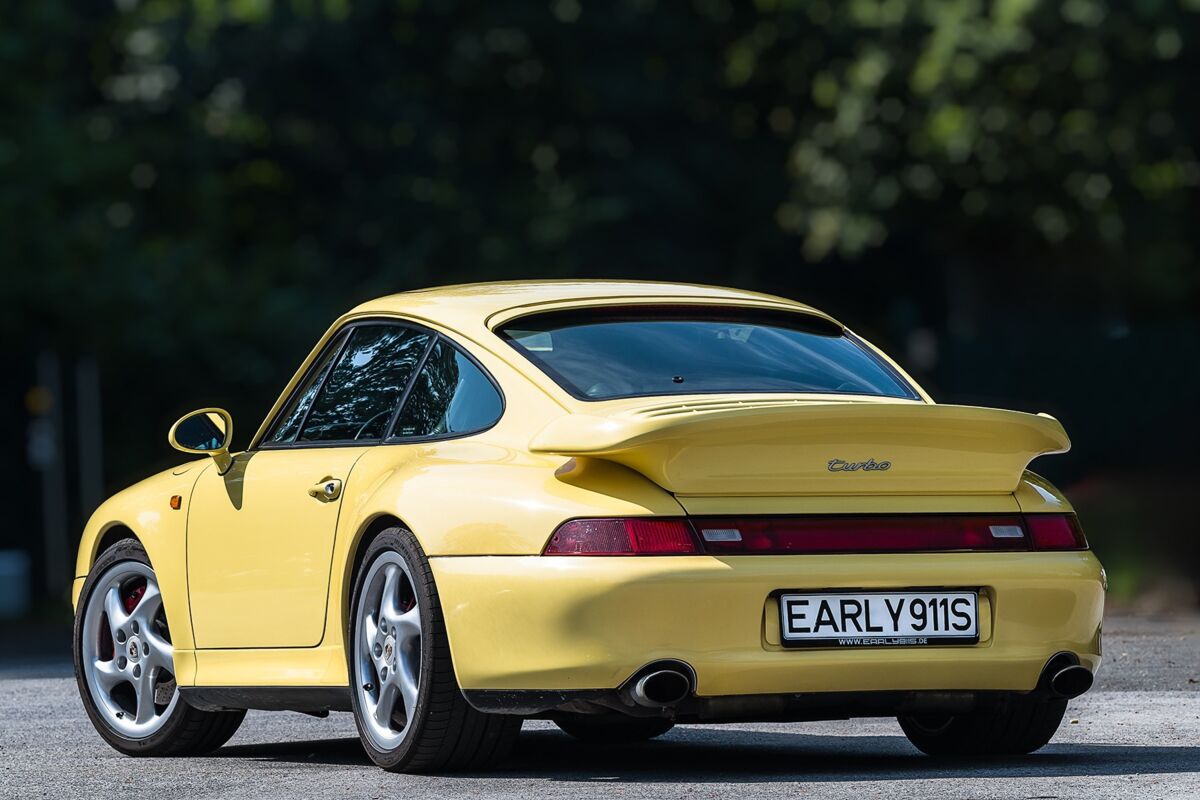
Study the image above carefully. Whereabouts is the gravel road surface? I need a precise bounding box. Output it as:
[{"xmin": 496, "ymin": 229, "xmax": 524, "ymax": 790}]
[{"xmin": 1, "ymin": 614, "xmax": 1196, "ymax": 799}]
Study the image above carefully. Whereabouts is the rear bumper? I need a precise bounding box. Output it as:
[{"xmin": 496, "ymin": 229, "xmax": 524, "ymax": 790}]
[{"xmin": 431, "ymin": 552, "xmax": 1104, "ymax": 699}]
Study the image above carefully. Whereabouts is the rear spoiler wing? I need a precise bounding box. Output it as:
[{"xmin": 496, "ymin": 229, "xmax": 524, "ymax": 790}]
[{"xmin": 530, "ymin": 402, "xmax": 1070, "ymax": 496}]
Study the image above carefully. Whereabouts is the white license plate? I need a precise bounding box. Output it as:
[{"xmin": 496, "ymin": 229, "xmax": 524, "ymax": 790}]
[{"xmin": 779, "ymin": 590, "xmax": 978, "ymax": 647}]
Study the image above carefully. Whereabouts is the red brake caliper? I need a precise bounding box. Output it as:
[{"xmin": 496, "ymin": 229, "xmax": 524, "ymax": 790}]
[
  {"xmin": 123, "ymin": 581, "xmax": 147, "ymax": 614},
  {"xmin": 102, "ymin": 581, "xmax": 147, "ymax": 659}
]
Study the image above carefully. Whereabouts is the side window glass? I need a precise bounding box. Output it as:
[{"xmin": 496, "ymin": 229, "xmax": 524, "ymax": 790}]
[
  {"xmin": 266, "ymin": 331, "xmax": 348, "ymax": 444},
  {"xmin": 299, "ymin": 325, "xmax": 431, "ymax": 442},
  {"xmin": 392, "ymin": 341, "xmax": 503, "ymax": 438}
]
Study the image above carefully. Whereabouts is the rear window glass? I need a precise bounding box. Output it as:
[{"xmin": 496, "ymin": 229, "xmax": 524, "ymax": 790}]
[{"xmin": 497, "ymin": 306, "xmax": 918, "ymax": 401}]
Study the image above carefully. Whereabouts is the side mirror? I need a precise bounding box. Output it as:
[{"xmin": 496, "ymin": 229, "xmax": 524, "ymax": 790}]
[{"xmin": 168, "ymin": 408, "xmax": 234, "ymax": 474}]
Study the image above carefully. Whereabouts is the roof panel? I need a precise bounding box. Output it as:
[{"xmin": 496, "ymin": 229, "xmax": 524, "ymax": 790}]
[{"xmin": 348, "ymin": 279, "xmax": 831, "ymax": 332}]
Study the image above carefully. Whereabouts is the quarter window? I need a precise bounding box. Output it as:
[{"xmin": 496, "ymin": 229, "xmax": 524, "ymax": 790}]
[
  {"xmin": 391, "ymin": 341, "xmax": 503, "ymax": 438},
  {"xmin": 299, "ymin": 325, "xmax": 431, "ymax": 442}
]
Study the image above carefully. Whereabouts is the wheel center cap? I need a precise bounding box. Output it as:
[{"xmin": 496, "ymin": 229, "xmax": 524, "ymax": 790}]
[
  {"xmin": 127, "ymin": 637, "xmax": 141, "ymax": 662},
  {"xmin": 383, "ymin": 636, "xmax": 395, "ymax": 664}
]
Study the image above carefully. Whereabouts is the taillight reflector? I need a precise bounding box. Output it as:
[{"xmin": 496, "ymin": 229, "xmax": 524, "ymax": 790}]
[{"xmin": 543, "ymin": 518, "xmax": 699, "ymax": 555}]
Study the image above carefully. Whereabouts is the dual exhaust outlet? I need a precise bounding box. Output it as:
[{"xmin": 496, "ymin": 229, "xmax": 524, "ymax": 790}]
[{"xmin": 621, "ymin": 656, "xmax": 1092, "ymax": 709}]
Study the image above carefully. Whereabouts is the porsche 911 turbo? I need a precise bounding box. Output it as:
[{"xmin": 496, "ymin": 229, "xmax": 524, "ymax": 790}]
[{"xmin": 72, "ymin": 281, "xmax": 1104, "ymax": 772}]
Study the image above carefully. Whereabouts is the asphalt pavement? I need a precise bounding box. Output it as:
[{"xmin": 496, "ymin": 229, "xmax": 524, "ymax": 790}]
[{"xmin": 1, "ymin": 614, "xmax": 1196, "ymax": 799}]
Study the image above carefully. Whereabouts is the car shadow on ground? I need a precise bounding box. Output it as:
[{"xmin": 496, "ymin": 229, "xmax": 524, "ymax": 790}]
[{"xmin": 215, "ymin": 727, "xmax": 1200, "ymax": 783}]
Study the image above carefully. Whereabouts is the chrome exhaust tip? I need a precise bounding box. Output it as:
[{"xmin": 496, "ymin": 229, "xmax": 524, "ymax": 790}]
[
  {"xmin": 629, "ymin": 669, "xmax": 692, "ymax": 708},
  {"xmin": 1049, "ymin": 664, "xmax": 1094, "ymax": 699}
]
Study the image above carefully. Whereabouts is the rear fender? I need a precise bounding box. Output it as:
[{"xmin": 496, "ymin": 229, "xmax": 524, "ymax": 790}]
[
  {"xmin": 319, "ymin": 439, "xmax": 684, "ymax": 657},
  {"xmin": 1014, "ymin": 471, "xmax": 1075, "ymax": 513}
]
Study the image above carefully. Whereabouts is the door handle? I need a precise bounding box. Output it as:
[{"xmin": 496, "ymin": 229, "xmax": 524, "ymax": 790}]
[{"xmin": 308, "ymin": 477, "xmax": 343, "ymax": 502}]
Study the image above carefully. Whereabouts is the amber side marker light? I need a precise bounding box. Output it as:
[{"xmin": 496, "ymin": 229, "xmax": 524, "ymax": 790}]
[{"xmin": 169, "ymin": 495, "xmax": 182, "ymax": 510}]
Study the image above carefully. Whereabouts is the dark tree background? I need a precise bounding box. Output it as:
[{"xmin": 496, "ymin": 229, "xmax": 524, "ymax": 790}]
[{"xmin": 3, "ymin": 0, "xmax": 1197, "ymax": 610}]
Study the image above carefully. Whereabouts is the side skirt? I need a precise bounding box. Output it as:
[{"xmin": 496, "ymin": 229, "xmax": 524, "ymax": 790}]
[{"xmin": 180, "ymin": 686, "xmax": 352, "ymax": 714}]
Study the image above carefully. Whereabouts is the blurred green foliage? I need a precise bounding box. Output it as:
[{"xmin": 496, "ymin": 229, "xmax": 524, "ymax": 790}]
[
  {"xmin": 1, "ymin": 2, "xmax": 1197, "ymax": 601},
  {"xmin": 5, "ymin": 1, "xmax": 1196, "ymax": 359}
]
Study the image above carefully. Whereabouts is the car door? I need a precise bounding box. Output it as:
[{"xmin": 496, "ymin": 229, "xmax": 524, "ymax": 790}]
[{"xmin": 186, "ymin": 322, "xmax": 434, "ymax": 649}]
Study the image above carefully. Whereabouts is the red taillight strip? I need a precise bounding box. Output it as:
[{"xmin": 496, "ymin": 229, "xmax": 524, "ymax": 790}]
[
  {"xmin": 692, "ymin": 515, "xmax": 1031, "ymax": 555},
  {"xmin": 542, "ymin": 513, "xmax": 1088, "ymax": 555}
]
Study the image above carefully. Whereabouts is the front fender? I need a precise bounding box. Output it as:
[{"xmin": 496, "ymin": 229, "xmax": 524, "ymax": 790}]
[{"xmin": 73, "ymin": 459, "xmax": 210, "ymax": 653}]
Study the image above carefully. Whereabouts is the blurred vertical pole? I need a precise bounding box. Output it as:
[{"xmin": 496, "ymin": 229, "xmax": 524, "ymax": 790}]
[
  {"xmin": 31, "ymin": 351, "xmax": 69, "ymax": 598},
  {"xmin": 76, "ymin": 357, "xmax": 104, "ymax": 518}
]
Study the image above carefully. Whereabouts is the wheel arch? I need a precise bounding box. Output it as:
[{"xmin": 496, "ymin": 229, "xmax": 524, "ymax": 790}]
[
  {"xmin": 92, "ymin": 523, "xmax": 142, "ymax": 567},
  {"xmin": 341, "ymin": 512, "xmax": 416, "ymax": 632},
  {"xmin": 77, "ymin": 517, "xmax": 159, "ymax": 582},
  {"xmin": 74, "ymin": 519, "xmax": 148, "ymax": 612}
]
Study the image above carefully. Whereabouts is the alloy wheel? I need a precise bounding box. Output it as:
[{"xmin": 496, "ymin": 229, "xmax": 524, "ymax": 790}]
[
  {"xmin": 353, "ymin": 552, "xmax": 422, "ymax": 751},
  {"xmin": 80, "ymin": 561, "xmax": 179, "ymax": 738}
]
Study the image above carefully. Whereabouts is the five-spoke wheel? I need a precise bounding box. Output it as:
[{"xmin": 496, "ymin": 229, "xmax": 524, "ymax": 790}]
[
  {"xmin": 81, "ymin": 560, "xmax": 178, "ymax": 738},
  {"xmin": 74, "ymin": 539, "xmax": 245, "ymax": 755},
  {"xmin": 354, "ymin": 552, "xmax": 423, "ymax": 750},
  {"xmin": 347, "ymin": 527, "xmax": 521, "ymax": 772}
]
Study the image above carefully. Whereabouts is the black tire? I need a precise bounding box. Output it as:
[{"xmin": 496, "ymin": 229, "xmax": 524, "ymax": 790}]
[
  {"xmin": 73, "ymin": 538, "xmax": 246, "ymax": 756},
  {"xmin": 554, "ymin": 714, "xmax": 674, "ymax": 744},
  {"xmin": 898, "ymin": 695, "xmax": 1068, "ymax": 756},
  {"xmin": 348, "ymin": 527, "xmax": 522, "ymax": 773}
]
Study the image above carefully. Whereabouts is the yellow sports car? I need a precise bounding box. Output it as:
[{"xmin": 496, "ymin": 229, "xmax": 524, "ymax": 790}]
[{"xmin": 72, "ymin": 281, "xmax": 1104, "ymax": 772}]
